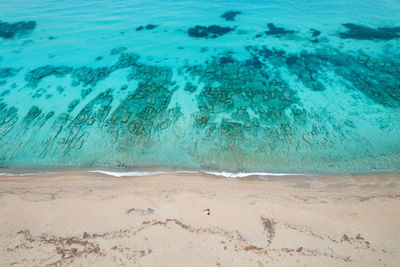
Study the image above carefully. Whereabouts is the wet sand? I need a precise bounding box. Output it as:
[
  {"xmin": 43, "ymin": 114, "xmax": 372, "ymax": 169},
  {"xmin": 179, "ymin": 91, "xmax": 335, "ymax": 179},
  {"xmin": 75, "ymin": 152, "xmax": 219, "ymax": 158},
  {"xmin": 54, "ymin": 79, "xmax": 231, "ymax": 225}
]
[{"xmin": 0, "ymin": 171, "xmax": 399, "ymax": 266}]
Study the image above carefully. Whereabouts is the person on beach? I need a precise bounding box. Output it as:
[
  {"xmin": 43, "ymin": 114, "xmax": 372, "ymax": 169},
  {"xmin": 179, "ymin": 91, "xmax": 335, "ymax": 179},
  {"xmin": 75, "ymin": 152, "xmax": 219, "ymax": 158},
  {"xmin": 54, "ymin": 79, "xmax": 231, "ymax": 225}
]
[{"xmin": 203, "ymin": 208, "xmax": 211, "ymax": 215}]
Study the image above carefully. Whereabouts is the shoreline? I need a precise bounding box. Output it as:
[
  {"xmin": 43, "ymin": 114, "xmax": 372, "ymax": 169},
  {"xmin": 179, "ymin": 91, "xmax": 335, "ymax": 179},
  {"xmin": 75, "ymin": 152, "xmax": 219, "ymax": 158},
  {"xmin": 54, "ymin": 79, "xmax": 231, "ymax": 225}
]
[
  {"xmin": 1, "ymin": 171, "xmax": 399, "ymax": 266},
  {"xmin": 0, "ymin": 166, "xmax": 399, "ymax": 179}
]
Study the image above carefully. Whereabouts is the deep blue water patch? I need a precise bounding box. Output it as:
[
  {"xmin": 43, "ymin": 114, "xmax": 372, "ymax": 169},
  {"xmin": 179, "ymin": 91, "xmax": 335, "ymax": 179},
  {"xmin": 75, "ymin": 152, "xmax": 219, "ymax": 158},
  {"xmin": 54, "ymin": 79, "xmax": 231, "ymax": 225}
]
[
  {"xmin": 339, "ymin": 23, "xmax": 400, "ymax": 40},
  {"xmin": 188, "ymin": 25, "xmax": 234, "ymax": 38},
  {"xmin": 0, "ymin": 20, "xmax": 36, "ymax": 39},
  {"xmin": 221, "ymin": 11, "xmax": 241, "ymax": 21}
]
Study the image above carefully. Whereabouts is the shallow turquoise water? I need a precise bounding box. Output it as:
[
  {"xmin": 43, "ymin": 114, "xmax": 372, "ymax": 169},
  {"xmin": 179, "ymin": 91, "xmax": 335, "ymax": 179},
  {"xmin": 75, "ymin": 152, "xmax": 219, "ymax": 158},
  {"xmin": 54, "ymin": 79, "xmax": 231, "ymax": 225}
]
[{"xmin": 0, "ymin": 0, "xmax": 399, "ymax": 173}]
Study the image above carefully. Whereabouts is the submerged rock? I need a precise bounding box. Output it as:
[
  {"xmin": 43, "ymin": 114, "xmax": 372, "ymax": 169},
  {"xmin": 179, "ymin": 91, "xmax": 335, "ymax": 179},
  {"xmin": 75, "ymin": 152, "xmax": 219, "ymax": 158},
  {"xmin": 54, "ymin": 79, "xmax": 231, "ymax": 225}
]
[
  {"xmin": 0, "ymin": 20, "xmax": 36, "ymax": 39},
  {"xmin": 188, "ymin": 25, "xmax": 234, "ymax": 38},
  {"xmin": 184, "ymin": 82, "xmax": 197, "ymax": 93},
  {"xmin": 45, "ymin": 111, "xmax": 54, "ymax": 120},
  {"xmin": 265, "ymin": 23, "xmax": 295, "ymax": 36},
  {"xmin": 339, "ymin": 23, "xmax": 400, "ymax": 40},
  {"xmin": 72, "ymin": 67, "xmax": 110, "ymax": 86},
  {"xmin": 68, "ymin": 99, "xmax": 80, "ymax": 112},
  {"xmin": 56, "ymin": 86, "xmax": 64, "ymax": 94},
  {"xmin": 25, "ymin": 66, "xmax": 72, "ymax": 87},
  {"xmin": 136, "ymin": 24, "xmax": 158, "ymax": 31},
  {"xmin": 221, "ymin": 11, "xmax": 241, "ymax": 21},
  {"xmin": 23, "ymin": 106, "xmax": 42, "ymax": 123},
  {"xmin": 112, "ymin": 53, "xmax": 140, "ymax": 70},
  {"xmin": 110, "ymin": 47, "xmax": 127, "ymax": 55},
  {"xmin": 310, "ymin": 28, "xmax": 321, "ymax": 37},
  {"xmin": 145, "ymin": 24, "xmax": 158, "ymax": 30},
  {"xmin": 0, "ymin": 68, "xmax": 19, "ymax": 78},
  {"xmin": 195, "ymin": 114, "xmax": 209, "ymax": 125}
]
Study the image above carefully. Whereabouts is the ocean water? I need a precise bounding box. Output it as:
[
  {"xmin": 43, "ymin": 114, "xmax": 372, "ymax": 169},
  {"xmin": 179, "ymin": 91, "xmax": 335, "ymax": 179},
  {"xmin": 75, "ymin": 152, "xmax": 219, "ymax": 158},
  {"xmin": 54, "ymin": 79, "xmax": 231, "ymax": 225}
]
[{"xmin": 0, "ymin": 0, "xmax": 399, "ymax": 173}]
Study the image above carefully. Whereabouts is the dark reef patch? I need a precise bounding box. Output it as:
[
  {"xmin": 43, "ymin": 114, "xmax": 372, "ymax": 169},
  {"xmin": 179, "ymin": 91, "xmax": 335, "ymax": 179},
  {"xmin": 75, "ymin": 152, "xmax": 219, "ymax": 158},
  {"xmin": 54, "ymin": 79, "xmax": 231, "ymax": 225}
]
[
  {"xmin": 110, "ymin": 47, "xmax": 127, "ymax": 55},
  {"xmin": 220, "ymin": 55, "xmax": 237, "ymax": 64},
  {"xmin": 81, "ymin": 88, "xmax": 92, "ymax": 98},
  {"xmin": 339, "ymin": 23, "xmax": 400, "ymax": 40},
  {"xmin": 310, "ymin": 28, "xmax": 321, "ymax": 37},
  {"xmin": 245, "ymin": 56, "xmax": 263, "ymax": 69},
  {"xmin": 0, "ymin": 20, "xmax": 36, "ymax": 39},
  {"xmin": 221, "ymin": 11, "xmax": 241, "ymax": 21},
  {"xmin": 25, "ymin": 66, "xmax": 72, "ymax": 87},
  {"xmin": 23, "ymin": 106, "xmax": 42, "ymax": 123},
  {"xmin": 136, "ymin": 24, "xmax": 158, "ymax": 31},
  {"xmin": 0, "ymin": 68, "xmax": 19, "ymax": 78},
  {"xmin": 188, "ymin": 25, "xmax": 234, "ymax": 38},
  {"xmin": 265, "ymin": 23, "xmax": 295, "ymax": 36},
  {"xmin": 68, "ymin": 99, "xmax": 80, "ymax": 112},
  {"xmin": 72, "ymin": 67, "xmax": 110, "ymax": 87},
  {"xmin": 184, "ymin": 82, "xmax": 197, "ymax": 93},
  {"xmin": 0, "ymin": 90, "xmax": 10, "ymax": 96},
  {"xmin": 24, "ymin": 53, "xmax": 139, "ymax": 88},
  {"xmin": 286, "ymin": 55, "xmax": 300, "ymax": 67},
  {"xmin": 145, "ymin": 24, "xmax": 158, "ymax": 30},
  {"xmin": 246, "ymin": 46, "xmax": 327, "ymax": 91}
]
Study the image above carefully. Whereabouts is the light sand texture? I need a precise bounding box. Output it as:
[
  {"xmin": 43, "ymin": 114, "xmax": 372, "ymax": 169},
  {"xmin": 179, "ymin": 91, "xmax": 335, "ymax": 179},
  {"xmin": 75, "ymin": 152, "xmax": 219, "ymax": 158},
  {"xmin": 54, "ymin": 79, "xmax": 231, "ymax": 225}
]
[{"xmin": 0, "ymin": 172, "xmax": 399, "ymax": 266}]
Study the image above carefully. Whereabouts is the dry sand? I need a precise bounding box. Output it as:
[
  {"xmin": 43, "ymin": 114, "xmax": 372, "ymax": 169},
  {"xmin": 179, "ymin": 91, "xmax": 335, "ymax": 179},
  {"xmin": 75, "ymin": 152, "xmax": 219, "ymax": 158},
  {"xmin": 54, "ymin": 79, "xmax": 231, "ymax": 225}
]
[{"xmin": 0, "ymin": 171, "xmax": 399, "ymax": 266}]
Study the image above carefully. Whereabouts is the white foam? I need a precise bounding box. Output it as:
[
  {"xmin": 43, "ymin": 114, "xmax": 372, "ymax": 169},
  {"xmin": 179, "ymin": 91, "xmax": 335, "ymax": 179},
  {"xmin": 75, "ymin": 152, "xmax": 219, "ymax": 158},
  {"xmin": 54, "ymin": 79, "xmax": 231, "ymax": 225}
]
[
  {"xmin": 89, "ymin": 170, "xmax": 304, "ymax": 178},
  {"xmin": 203, "ymin": 171, "xmax": 304, "ymax": 178},
  {"xmin": 0, "ymin": 172, "xmax": 58, "ymax": 176},
  {"xmin": 88, "ymin": 170, "xmax": 196, "ymax": 177}
]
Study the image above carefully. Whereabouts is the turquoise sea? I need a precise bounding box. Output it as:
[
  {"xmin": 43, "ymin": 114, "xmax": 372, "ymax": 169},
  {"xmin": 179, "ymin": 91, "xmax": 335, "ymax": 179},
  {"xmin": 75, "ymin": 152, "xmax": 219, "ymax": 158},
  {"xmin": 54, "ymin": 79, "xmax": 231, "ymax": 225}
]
[{"xmin": 0, "ymin": 0, "xmax": 399, "ymax": 174}]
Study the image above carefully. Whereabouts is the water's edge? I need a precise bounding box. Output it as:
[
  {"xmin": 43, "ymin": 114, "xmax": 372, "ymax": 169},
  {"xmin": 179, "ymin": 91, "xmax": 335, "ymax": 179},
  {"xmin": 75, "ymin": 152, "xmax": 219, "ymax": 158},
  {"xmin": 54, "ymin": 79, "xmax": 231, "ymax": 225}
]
[{"xmin": 0, "ymin": 166, "xmax": 398, "ymax": 179}]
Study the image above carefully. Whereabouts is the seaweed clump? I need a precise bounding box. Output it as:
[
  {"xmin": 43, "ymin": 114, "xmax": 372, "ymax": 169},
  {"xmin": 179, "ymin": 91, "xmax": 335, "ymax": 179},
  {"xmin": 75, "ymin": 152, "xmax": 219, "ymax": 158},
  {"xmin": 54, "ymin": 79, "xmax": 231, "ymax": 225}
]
[
  {"xmin": 221, "ymin": 11, "xmax": 241, "ymax": 21},
  {"xmin": 188, "ymin": 25, "xmax": 234, "ymax": 38},
  {"xmin": 339, "ymin": 23, "xmax": 400, "ymax": 40},
  {"xmin": 0, "ymin": 20, "xmax": 36, "ymax": 39}
]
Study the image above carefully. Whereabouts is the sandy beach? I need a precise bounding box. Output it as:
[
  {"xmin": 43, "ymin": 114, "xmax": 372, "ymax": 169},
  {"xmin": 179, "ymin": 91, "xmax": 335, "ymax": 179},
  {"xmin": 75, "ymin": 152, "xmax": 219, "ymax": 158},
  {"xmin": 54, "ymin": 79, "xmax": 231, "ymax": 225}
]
[{"xmin": 0, "ymin": 171, "xmax": 399, "ymax": 266}]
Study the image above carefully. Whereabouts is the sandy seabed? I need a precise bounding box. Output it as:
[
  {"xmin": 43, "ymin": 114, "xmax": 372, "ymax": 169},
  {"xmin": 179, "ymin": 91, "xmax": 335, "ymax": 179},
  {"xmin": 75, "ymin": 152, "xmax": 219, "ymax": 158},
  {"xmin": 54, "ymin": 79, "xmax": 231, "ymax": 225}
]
[{"xmin": 0, "ymin": 171, "xmax": 399, "ymax": 266}]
